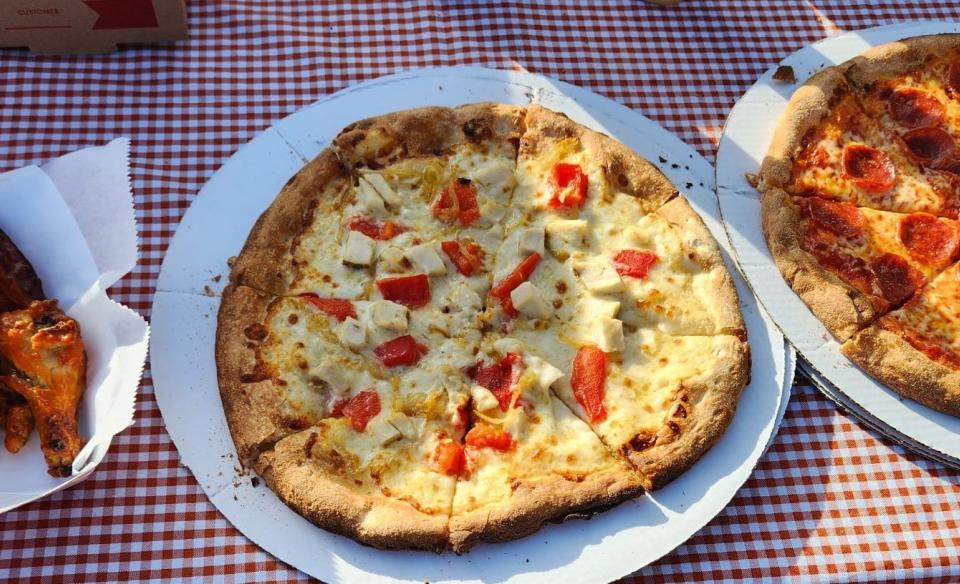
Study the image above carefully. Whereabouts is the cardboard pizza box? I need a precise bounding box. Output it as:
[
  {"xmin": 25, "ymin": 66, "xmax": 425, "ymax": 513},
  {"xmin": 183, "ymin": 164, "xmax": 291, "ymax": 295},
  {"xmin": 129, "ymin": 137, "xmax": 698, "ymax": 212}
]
[{"xmin": 0, "ymin": 0, "xmax": 187, "ymax": 54}]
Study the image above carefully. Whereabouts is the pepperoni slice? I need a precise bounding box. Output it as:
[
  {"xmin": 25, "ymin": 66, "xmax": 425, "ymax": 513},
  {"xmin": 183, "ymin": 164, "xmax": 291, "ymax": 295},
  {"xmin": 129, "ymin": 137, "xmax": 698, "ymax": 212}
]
[
  {"xmin": 900, "ymin": 127, "xmax": 957, "ymax": 169},
  {"xmin": 841, "ymin": 144, "xmax": 896, "ymax": 191},
  {"xmin": 805, "ymin": 198, "xmax": 865, "ymax": 239},
  {"xmin": 899, "ymin": 213, "xmax": 960, "ymax": 267},
  {"xmin": 887, "ymin": 87, "xmax": 944, "ymax": 128},
  {"xmin": 870, "ymin": 253, "xmax": 926, "ymax": 305},
  {"xmin": 810, "ymin": 246, "xmax": 874, "ymax": 296},
  {"xmin": 947, "ymin": 61, "xmax": 960, "ymax": 99}
]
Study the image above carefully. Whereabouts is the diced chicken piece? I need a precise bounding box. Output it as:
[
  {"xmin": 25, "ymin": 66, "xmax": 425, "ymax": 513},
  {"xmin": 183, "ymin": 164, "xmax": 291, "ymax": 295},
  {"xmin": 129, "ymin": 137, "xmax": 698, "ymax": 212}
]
[
  {"xmin": 360, "ymin": 172, "xmax": 402, "ymax": 207},
  {"xmin": 342, "ymin": 230, "xmax": 376, "ymax": 266},
  {"xmin": 441, "ymin": 281, "xmax": 483, "ymax": 314},
  {"xmin": 366, "ymin": 417, "xmax": 402, "ymax": 446},
  {"xmin": 339, "ymin": 316, "xmax": 367, "ymax": 350},
  {"xmin": 581, "ymin": 294, "xmax": 621, "ymax": 319},
  {"xmin": 493, "ymin": 337, "xmax": 524, "ymax": 355},
  {"xmin": 510, "ymin": 282, "xmax": 551, "ymax": 319},
  {"xmin": 372, "ymin": 300, "xmax": 409, "ymax": 332},
  {"xmin": 546, "ymin": 219, "xmax": 587, "ymax": 253},
  {"xmin": 525, "ymin": 355, "xmax": 564, "ymax": 390},
  {"xmin": 470, "ymin": 384, "xmax": 500, "ymax": 412},
  {"xmin": 592, "ymin": 318, "xmax": 625, "ymax": 352},
  {"xmin": 404, "ymin": 244, "xmax": 447, "ymax": 276},
  {"xmin": 518, "ymin": 226, "xmax": 545, "ymax": 256},
  {"xmin": 378, "ymin": 246, "xmax": 407, "ymax": 272},
  {"xmin": 470, "ymin": 159, "xmax": 517, "ymax": 191},
  {"xmin": 310, "ymin": 358, "xmax": 350, "ymax": 394},
  {"xmin": 387, "ymin": 412, "xmax": 420, "ymax": 440},
  {"xmin": 355, "ymin": 177, "xmax": 387, "ymax": 215},
  {"xmin": 573, "ymin": 257, "xmax": 623, "ymax": 293}
]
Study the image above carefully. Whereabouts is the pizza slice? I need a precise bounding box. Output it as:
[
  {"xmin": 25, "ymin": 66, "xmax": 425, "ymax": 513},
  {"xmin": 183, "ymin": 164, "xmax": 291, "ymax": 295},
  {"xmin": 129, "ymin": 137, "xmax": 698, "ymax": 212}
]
[
  {"xmin": 448, "ymin": 337, "xmax": 644, "ymax": 551},
  {"xmin": 763, "ymin": 188, "xmax": 960, "ymax": 339},
  {"xmin": 842, "ymin": 260, "xmax": 960, "ymax": 416},
  {"xmin": 760, "ymin": 69, "xmax": 954, "ymax": 217},
  {"xmin": 254, "ymin": 378, "xmax": 462, "ymax": 552},
  {"xmin": 506, "ymin": 321, "xmax": 748, "ymax": 490}
]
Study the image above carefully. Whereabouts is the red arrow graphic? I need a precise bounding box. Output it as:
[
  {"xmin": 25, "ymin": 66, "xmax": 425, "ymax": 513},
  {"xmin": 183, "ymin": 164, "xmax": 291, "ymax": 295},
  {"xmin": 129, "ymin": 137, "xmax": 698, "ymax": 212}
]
[{"xmin": 82, "ymin": 0, "xmax": 159, "ymax": 30}]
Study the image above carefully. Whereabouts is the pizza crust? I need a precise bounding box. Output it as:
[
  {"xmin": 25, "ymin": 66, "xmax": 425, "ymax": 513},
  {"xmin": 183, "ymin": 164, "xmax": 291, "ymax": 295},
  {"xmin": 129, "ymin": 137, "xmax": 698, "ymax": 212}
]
[
  {"xmin": 229, "ymin": 149, "xmax": 349, "ymax": 295},
  {"xmin": 215, "ymin": 284, "xmax": 291, "ymax": 466},
  {"xmin": 447, "ymin": 466, "xmax": 644, "ymax": 553},
  {"xmin": 333, "ymin": 103, "xmax": 526, "ymax": 170},
  {"xmin": 656, "ymin": 196, "xmax": 746, "ymax": 337},
  {"xmin": 758, "ymin": 67, "xmax": 848, "ymax": 192},
  {"xmin": 841, "ymin": 325, "xmax": 960, "ymax": 417},
  {"xmin": 843, "ymin": 33, "xmax": 960, "ymax": 91},
  {"xmin": 255, "ymin": 430, "xmax": 450, "ymax": 552},
  {"xmin": 624, "ymin": 334, "xmax": 750, "ymax": 490},
  {"xmin": 761, "ymin": 187, "xmax": 878, "ymax": 340},
  {"xmin": 522, "ymin": 104, "xmax": 678, "ymax": 213}
]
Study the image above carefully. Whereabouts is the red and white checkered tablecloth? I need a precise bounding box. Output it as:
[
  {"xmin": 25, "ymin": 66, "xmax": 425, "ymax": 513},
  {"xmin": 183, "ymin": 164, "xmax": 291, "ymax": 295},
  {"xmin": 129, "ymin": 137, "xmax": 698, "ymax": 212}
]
[{"xmin": 1, "ymin": 1, "xmax": 958, "ymax": 582}]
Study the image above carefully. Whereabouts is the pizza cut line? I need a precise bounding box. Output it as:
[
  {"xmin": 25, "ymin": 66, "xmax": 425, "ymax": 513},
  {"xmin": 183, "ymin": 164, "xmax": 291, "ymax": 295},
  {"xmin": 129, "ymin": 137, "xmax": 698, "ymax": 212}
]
[
  {"xmin": 216, "ymin": 103, "xmax": 750, "ymax": 552},
  {"xmin": 758, "ymin": 33, "xmax": 960, "ymax": 416}
]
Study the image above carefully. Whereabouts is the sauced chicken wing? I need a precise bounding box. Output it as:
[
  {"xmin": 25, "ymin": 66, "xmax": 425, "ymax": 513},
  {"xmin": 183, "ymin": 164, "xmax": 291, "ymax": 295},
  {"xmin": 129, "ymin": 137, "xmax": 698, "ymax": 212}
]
[{"xmin": 0, "ymin": 300, "xmax": 87, "ymax": 476}]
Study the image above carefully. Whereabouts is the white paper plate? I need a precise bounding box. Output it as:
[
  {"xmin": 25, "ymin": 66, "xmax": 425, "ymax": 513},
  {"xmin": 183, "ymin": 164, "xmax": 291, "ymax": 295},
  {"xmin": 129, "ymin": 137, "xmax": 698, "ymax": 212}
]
[
  {"xmin": 716, "ymin": 22, "xmax": 960, "ymax": 464},
  {"xmin": 152, "ymin": 67, "xmax": 793, "ymax": 583}
]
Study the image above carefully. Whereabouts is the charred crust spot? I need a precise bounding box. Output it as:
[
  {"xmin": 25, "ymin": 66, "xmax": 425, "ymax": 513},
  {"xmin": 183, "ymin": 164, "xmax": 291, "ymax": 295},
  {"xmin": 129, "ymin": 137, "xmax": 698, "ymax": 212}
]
[
  {"xmin": 296, "ymin": 359, "xmax": 308, "ymax": 371},
  {"xmin": 322, "ymin": 274, "xmax": 332, "ymax": 283},
  {"xmin": 624, "ymin": 432, "xmax": 657, "ymax": 453},
  {"xmin": 304, "ymin": 432, "xmax": 318, "ymax": 458},
  {"xmin": 462, "ymin": 119, "xmax": 490, "ymax": 142},
  {"xmin": 616, "ymin": 172, "xmax": 629, "ymax": 188},
  {"xmin": 283, "ymin": 174, "xmax": 297, "ymax": 189},
  {"xmin": 239, "ymin": 364, "xmax": 270, "ymax": 383},
  {"xmin": 555, "ymin": 281, "xmax": 567, "ymax": 293},
  {"xmin": 674, "ymin": 404, "xmax": 688, "ymax": 419},
  {"xmin": 552, "ymin": 299, "xmax": 563, "ymax": 309},
  {"xmin": 288, "ymin": 314, "xmax": 299, "ymax": 325},
  {"xmin": 667, "ymin": 421, "xmax": 681, "ymax": 435},
  {"xmin": 456, "ymin": 177, "xmax": 472, "ymax": 186},
  {"xmin": 287, "ymin": 416, "xmax": 310, "ymax": 430},
  {"xmin": 276, "ymin": 379, "xmax": 288, "ymax": 387},
  {"xmin": 243, "ymin": 323, "xmax": 268, "ymax": 341}
]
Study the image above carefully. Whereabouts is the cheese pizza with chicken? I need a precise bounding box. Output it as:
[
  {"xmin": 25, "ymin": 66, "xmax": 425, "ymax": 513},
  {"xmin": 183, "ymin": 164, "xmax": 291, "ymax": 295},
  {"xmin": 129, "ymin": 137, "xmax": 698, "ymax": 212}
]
[
  {"xmin": 217, "ymin": 103, "xmax": 750, "ymax": 552},
  {"xmin": 759, "ymin": 34, "xmax": 960, "ymax": 416}
]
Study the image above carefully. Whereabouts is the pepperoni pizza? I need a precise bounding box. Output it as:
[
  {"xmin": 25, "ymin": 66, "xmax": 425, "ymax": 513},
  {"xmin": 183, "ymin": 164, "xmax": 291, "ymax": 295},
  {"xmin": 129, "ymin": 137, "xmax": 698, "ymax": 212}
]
[
  {"xmin": 217, "ymin": 103, "xmax": 749, "ymax": 552},
  {"xmin": 759, "ymin": 34, "xmax": 960, "ymax": 416}
]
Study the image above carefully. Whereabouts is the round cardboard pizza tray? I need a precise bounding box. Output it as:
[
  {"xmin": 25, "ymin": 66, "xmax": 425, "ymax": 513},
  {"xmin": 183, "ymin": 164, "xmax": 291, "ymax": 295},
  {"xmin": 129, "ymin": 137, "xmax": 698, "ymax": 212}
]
[
  {"xmin": 151, "ymin": 67, "xmax": 793, "ymax": 584},
  {"xmin": 716, "ymin": 21, "xmax": 960, "ymax": 466}
]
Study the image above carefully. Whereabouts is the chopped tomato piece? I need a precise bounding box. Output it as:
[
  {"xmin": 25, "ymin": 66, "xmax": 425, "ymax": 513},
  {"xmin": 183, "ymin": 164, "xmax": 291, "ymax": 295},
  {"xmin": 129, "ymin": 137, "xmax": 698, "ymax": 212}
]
[
  {"xmin": 490, "ymin": 253, "xmax": 541, "ymax": 300},
  {"xmin": 500, "ymin": 296, "xmax": 519, "ymax": 318},
  {"xmin": 469, "ymin": 352, "xmax": 523, "ymax": 410},
  {"xmin": 376, "ymin": 274, "xmax": 430, "ymax": 309},
  {"xmin": 433, "ymin": 178, "xmax": 481, "ymax": 226},
  {"xmin": 329, "ymin": 396, "xmax": 349, "ymax": 418},
  {"xmin": 441, "ymin": 240, "xmax": 485, "ymax": 276},
  {"xmin": 549, "ymin": 163, "xmax": 589, "ymax": 209},
  {"xmin": 465, "ymin": 424, "xmax": 514, "ymax": 451},
  {"xmin": 434, "ymin": 439, "xmax": 465, "ymax": 476},
  {"xmin": 341, "ymin": 390, "xmax": 381, "ymax": 432},
  {"xmin": 347, "ymin": 215, "xmax": 407, "ymax": 240},
  {"xmin": 373, "ymin": 335, "xmax": 427, "ymax": 367},
  {"xmin": 299, "ymin": 293, "xmax": 357, "ymax": 321},
  {"xmin": 612, "ymin": 249, "xmax": 659, "ymax": 279},
  {"xmin": 571, "ymin": 346, "xmax": 607, "ymax": 423}
]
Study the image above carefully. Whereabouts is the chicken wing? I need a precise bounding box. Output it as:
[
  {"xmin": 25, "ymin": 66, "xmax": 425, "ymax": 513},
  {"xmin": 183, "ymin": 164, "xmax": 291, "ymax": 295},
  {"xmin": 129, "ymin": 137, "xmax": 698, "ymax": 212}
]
[
  {"xmin": 0, "ymin": 300, "xmax": 87, "ymax": 476},
  {"xmin": 2, "ymin": 388, "xmax": 34, "ymax": 453},
  {"xmin": 0, "ymin": 229, "xmax": 44, "ymax": 313}
]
